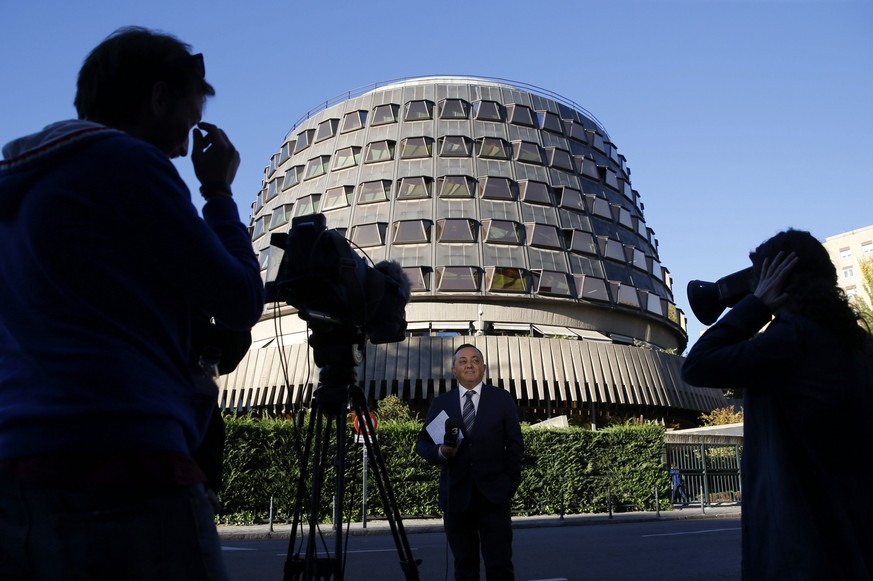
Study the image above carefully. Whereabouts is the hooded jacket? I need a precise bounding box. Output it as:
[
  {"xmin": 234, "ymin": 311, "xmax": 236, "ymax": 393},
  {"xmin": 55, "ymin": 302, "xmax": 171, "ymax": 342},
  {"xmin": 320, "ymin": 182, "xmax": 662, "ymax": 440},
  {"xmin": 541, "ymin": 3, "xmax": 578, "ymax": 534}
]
[{"xmin": 0, "ymin": 120, "xmax": 264, "ymax": 460}]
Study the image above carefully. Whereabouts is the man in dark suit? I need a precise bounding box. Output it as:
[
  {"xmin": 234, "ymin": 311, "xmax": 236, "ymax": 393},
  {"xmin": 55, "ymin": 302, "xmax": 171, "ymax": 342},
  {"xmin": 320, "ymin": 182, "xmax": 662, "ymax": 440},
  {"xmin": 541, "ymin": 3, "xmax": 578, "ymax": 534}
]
[{"xmin": 416, "ymin": 343, "xmax": 524, "ymax": 581}]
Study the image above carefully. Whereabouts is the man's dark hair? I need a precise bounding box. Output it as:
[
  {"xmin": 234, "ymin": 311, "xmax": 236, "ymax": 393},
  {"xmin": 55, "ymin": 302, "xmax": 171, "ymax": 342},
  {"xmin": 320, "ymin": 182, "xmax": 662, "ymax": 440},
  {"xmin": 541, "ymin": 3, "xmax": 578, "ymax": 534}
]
[
  {"xmin": 452, "ymin": 343, "xmax": 483, "ymax": 366},
  {"xmin": 74, "ymin": 26, "xmax": 215, "ymax": 126},
  {"xmin": 751, "ymin": 229, "xmax": 870, "ymax": 349}
]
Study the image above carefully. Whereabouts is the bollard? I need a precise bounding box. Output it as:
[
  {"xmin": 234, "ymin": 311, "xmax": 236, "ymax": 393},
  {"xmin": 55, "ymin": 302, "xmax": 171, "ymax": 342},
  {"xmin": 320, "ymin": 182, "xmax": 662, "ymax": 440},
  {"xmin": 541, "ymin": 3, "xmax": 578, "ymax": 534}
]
[
  {"xmin": 560, "ymin": 490, "xmax": 565, "ymax": 521},
  {"xmin": 700, "ymin": 486, "xmax": 706, "ymax": 515},
  {"xmin": 607, "ymin": 485, "xmax": 613, "ymax": 519},
  {"xmin": 269, "ymin": 496, "xmax": 274, "ymax": 532},
  {"xmin": 655, "ymin": 486, "xmax": 660, "ymax": 518}
]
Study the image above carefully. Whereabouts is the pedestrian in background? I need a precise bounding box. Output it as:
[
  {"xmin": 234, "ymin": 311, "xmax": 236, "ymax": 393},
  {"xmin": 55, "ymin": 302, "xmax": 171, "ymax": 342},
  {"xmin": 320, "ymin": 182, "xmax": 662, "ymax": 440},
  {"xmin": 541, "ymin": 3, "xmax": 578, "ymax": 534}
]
[
  {"xmin": 682, "ymin": 229, "xmax": 873, "ymax": 580},
  {"xmin": 669, "ymin": 463, "xmax": 688, "ymax": 506}
]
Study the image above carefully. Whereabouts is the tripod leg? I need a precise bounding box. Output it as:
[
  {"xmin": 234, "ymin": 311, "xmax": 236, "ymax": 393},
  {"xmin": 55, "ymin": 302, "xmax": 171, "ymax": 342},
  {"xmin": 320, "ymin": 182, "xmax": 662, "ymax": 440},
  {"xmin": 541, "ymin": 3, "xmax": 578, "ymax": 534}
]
[
  {"xmin": 285, "ymin": 406, "xmax": 317, "ymax": 580},
  {"xmin": 351, "ymin": 390, "xmax": 421, "ymax": 581}
]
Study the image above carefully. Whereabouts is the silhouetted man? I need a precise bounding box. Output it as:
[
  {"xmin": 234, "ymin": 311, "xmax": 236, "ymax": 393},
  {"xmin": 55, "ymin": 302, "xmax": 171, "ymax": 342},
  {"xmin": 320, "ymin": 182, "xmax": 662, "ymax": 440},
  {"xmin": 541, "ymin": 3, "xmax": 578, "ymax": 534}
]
[{"xmin": 0, "ymin": 27, "xmax": 264, "ymax": 579}]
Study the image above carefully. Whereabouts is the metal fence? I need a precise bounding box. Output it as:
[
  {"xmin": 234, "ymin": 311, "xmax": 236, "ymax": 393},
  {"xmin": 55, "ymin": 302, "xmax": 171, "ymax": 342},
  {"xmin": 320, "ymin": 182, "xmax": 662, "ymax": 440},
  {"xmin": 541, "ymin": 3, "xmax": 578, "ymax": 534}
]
[{"xmin": 666, "ymin": 443, "xmax": 742, "ymax": 506}]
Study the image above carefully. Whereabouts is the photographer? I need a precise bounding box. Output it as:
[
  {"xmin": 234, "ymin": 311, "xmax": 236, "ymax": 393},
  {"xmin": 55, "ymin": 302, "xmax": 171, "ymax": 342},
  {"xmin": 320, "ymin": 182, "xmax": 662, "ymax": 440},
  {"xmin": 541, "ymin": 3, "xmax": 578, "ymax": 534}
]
[
  {"xmin": 0, "ymin": 27, "xmax": 263, "ymax": 579},
  {"xmin": 682, "ymin": 229, "xmax": 873, "ymax": 579}
]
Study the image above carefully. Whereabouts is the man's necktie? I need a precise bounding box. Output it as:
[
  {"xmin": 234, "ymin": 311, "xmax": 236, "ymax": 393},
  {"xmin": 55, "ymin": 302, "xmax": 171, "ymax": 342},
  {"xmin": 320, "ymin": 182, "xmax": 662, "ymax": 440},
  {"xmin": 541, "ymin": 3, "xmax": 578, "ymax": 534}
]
[{"xmin": 463, "ymin": 390, "xmax": 476, "ymax": 433}]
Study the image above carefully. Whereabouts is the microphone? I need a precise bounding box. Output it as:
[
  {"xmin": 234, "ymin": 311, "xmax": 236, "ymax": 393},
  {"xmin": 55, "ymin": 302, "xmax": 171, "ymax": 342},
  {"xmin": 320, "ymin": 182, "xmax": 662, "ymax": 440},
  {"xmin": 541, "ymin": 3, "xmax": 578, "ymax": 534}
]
[{"xmin": 444, "ymin": 418, "xmax": 461, "ymax": 447}]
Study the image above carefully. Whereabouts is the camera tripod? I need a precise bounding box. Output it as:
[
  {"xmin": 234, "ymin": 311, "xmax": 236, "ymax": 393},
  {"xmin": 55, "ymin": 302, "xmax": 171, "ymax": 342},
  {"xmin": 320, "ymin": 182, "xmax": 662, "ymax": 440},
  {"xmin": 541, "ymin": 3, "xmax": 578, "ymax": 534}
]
[{"xmin": 283, "ymin": 326, "xmax": 420, "ymax": 581}]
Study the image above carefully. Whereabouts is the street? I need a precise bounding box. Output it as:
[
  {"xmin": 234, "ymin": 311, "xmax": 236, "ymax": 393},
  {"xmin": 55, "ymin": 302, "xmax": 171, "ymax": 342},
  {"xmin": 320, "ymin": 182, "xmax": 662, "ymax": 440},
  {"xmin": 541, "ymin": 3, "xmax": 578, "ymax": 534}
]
[{"xmin": 222, "ymin": 517, "xmax": 741, "ymax": 580}]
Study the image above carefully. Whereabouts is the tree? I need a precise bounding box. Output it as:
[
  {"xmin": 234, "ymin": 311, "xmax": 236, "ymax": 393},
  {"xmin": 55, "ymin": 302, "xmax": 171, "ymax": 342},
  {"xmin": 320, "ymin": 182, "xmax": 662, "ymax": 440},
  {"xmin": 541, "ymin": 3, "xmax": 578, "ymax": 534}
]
[
  {"xmin": 851, "ymin": 256, "xmax": 873, "ymax": 332},
  {"xmin": 699, "ymin": 405, "xmax": 743, "ymax": 426},
  {"xmin": 375, "ymin": 394, "xmax": 417, "ymax": 423}
]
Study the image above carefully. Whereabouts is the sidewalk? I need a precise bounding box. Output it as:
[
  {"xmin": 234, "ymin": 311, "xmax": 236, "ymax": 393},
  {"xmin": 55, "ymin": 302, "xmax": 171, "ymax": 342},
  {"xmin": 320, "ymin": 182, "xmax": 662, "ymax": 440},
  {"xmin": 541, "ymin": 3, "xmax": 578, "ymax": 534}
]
[{"xmin": 217, "ymin": 503, "xmax": 741, "ymax": 541}]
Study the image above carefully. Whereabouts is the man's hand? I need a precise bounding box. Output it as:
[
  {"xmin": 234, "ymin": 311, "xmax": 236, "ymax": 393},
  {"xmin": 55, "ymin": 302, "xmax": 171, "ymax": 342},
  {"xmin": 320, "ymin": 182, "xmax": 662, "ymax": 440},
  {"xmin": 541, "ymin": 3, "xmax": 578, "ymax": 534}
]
[
  {"xmin": 753, "ymin": 251, "xmax": 798, "ymax": 312},
  {"xmin": 192, "ymin": 122, "xmax": 240, "ymax": 196},
  {"xmin": 440, "ymin": 440, "xmax": 460, "ymax": 460}
]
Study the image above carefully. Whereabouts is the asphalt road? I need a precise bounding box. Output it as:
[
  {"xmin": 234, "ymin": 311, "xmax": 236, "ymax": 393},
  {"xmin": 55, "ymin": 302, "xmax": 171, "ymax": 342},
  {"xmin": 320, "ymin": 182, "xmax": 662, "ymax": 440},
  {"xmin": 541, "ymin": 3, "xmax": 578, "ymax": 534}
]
[{"xmin": 221, "ymin": 516, "xmax": 741, "ymax": 580}]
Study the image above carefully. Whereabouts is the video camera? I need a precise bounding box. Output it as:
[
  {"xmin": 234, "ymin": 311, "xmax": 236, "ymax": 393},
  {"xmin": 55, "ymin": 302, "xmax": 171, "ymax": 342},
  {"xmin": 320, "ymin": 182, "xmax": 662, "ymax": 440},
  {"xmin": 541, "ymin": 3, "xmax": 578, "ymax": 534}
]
[
  {"xmin": 265, "ymin": 213, "xmax": 411, "ymax": 346},
  {"xmin": 686, "ymin": 266, "xmax": 754, "ymax": 325}
]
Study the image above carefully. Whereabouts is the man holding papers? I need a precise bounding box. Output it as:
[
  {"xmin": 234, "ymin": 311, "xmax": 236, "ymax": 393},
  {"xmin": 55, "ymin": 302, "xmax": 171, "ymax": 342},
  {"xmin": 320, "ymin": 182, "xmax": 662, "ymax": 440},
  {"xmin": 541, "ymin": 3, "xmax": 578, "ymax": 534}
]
[{"xmin": 415, "ymin": 343, "xmax": 524, "ymax": 580}]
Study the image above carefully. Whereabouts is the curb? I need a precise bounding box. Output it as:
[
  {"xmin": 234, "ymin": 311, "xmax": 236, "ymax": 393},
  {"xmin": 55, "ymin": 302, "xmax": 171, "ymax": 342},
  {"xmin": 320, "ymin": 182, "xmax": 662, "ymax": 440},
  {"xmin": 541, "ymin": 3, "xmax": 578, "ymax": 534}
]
[{"xmin": 218, "ymin": 504, "xmax": 741, "ymax": 542}]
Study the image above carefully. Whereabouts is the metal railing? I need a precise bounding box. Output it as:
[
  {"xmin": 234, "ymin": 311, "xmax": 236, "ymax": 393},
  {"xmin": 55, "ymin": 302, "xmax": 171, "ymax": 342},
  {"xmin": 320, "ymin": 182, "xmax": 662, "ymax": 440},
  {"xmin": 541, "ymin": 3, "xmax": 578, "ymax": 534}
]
[
  {"xmin": 281, "ymin": 75, "xmax": 610, "ymax": 141},
  {"xmin": 667, "ymin": 443, "xmax": 742, "ymax": 507}
]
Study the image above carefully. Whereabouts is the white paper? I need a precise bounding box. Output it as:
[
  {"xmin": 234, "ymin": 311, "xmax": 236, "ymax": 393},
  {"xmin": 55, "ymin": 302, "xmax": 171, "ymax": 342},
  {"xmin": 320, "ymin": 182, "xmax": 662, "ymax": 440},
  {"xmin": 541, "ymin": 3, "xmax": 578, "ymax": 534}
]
[{"xmin": 425, "ymin": 410, "xmax": 464, "ymax": 445}]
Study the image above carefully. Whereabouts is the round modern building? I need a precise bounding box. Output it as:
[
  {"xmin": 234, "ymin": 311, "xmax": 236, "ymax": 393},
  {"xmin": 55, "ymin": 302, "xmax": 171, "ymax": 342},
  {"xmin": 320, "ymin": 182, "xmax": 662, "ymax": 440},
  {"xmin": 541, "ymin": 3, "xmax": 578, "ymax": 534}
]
[{"xmin": 219, "ymin": 76, "xmax": 726, "ymax": 426}]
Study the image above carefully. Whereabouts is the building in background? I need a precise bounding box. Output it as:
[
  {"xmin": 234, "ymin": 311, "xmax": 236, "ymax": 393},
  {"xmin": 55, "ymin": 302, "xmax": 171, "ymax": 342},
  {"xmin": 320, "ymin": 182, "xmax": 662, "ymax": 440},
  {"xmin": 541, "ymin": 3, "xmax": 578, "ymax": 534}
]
[
  {"xmin": 219, "ymin": 76, "xmax": 727, "ymax": 427},
  {"xmin": 823, "ymin": 224, "xmax": 873, "ymax": 308}
]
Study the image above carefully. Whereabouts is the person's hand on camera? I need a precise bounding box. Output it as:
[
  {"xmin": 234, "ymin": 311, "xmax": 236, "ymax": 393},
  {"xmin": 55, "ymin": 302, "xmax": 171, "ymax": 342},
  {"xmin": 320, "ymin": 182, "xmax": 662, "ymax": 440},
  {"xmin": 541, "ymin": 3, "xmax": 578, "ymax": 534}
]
[
  {"xmin": 192, "ymin": 122, "xmax": 240, "ymax": 199},
  {"xmin": 754, "ymin": 251, "xmax": 798, "ymax": 312}
]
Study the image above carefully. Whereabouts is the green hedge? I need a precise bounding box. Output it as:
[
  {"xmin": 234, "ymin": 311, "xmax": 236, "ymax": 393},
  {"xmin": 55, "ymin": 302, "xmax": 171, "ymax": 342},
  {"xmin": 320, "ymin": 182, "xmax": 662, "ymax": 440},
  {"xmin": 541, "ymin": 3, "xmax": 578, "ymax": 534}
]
[{"xmin": 218, "ymin": 415, "xmax": 672, "ymax": 525}]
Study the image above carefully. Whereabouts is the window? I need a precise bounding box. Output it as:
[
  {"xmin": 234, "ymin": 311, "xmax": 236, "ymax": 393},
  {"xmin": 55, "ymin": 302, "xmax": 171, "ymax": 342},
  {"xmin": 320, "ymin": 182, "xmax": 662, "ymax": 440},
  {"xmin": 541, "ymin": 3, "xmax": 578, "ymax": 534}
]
[
  {"xmin": 282, "ymin": 166, "xmax": 304, "ymax": 190},
  {"xmin": 566, "ymin": 122, "xmax": 590, "ymax": 144},
  {"xmin": 840, "ymin": 247, "xmax": 853, "ymax": 261},
  {"xmin": 534, "ymin": 270, "xmax": 572, "ymax": 297},
  {"xmin": 437, "ymin": 266, "xmax": 480, "ymax": 291},
  {"xmin": 506, "ymin": 104, "xmax": 536, "ymax": 127},
  {"xmin": 332, "ymin": 146, "xmax": 361, "ymax": 170},
  {"xmin": 357, "ymin": 180, "xmax": 391, "ymax": 204},
  {"xmin": 473, "ymin": 100, "xmax": 503, "ymax": 121},
  {"xmin": 392, "ymin": 220, "xmax": 431, "ymax": 244},
  {"xmin": 364, "ymin": 140, "xmax": 395, "ymax": 164},
  {"xmin": 341, "ymin": 110, "xmax": 367, "ymax": 133},
  {"xmin": 843, "ymin": 267, "xmax": 855, "ymax": 279},
  {"xmin": 439, "ymin": 99, "xmax": 469, "ymax": 119},
  {"xmin": 586, "ymin": 195, "xmax": 612, "ymax": 219},
  {"xmin": 397, "ymin": 176, "xmax": 432, "ymax": 199},
  {"xmin": 294, "ymin": 194, "xmax": 321, "ymax": 216},
  {"xmin": 599, "ymin": 237, "xmax": 627, "ymax": 262},
  {"xmin": 479, "ymin": 177, "xmax": 515, "ymax": 201},
  {"xmin": 371, "ymin": 103, "xmax": 399, "ymax": 126},
  {"xmin": 403, "ymin": 267, "xmax": 430, "ymax": 292},
  {"xmin": 578, "ymin": 156, "xmax": 599, "ymax": 180},
  {"xmin": 438, "ymin": 136, "xmax": 472, "ymax": 157},
  {"xmin": 404, "ymin": 100, "xmax": 434, "ymax": 121},
  {"xmin": 293, "ymin": 129, "xmax": 315, "ymax": 153},
  {"xmin": 558, "ymin": 187, "xmax": 585, "ymax": 212},
  {"xmin": 526, "ymin": 223, "xmax": 562, "ymax": 250},
  {"xmin": 400, "ymin": 136, "xmax": 433, "ymax": 159},
  {"xmin": 519, "ymin": 181, "xmax": 552, "ymax": 205},
  {"xmin": 547, "ymin": 147, "xmax": 574, "ymax": 171},
  {"xmin": 314, "ymin": 118, "xmax": 339, "ymax": 143},
  {"xmin": 863, "ymin": 242, "xmax": 873, "ymax": 256},
  {"xmin": 569, "ymin": 230, "xmax": 596, "ymax": 255},
  {"xmin": 513, "ymin": 141, "xmax": 543, "ymax": 165},
  {"xmin": 486, "ymin": 267, "xmax": 528, "ymax": 293},
  {"xmin": 475, "ymin": 137, "xmax": 510, "ymax": 159},
  {"xmin": 264, "ymin": 178, "xmax": 280, "ymax": 202},
  {"xmin": 573, "ymin": 275, "xmax": 611, "ymax": 302},
  {"xmin": 537, "ymin": 111, "xmax": 563, "ymax": 134},
  {"xmin": 351, "ymin": 223, "xmax": 387, "ymax": 248},
  {"xmin": 304, "ymin": 155, "xmax": 330, "ymax": 180},
  {"xmin": 278, "ymin": 141, "xmax": 293, "ymax": 164},
  {"xmin": 436, "ymin": 218, "xmax": 477, "ymax": 242},
  {"xmin": 483, "ymin": 219, "xmax": 523, "ymax": 244},
  {"xmin": 321, "ymin": 185, "xmax": 354, "ymax": 211},
  {"xmin": 251, "ymin": 215, "xmax": 270, "ymax": 240},
  {"xmin": 270, "ymin": 203, "xmax": 293, "ymax": 229},
  {"xmin": 616, "ymin": 284, "xmax": 640, "ymax": 307},
  {"xmin": 438, "ymin": 175, "xmax": 475, "ymax": 198}
]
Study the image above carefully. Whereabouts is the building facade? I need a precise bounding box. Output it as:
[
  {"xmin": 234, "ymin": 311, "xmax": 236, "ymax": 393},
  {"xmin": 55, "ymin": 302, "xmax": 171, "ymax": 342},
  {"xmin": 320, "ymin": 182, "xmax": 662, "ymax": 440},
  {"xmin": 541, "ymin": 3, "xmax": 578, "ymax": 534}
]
[
  {"xmin": 823, "ymin": 224, "xmax": 873, "ymax": 309},
  {"xmin": 218, "ymin": 77, "xmax": 727, "ymax": 426}
]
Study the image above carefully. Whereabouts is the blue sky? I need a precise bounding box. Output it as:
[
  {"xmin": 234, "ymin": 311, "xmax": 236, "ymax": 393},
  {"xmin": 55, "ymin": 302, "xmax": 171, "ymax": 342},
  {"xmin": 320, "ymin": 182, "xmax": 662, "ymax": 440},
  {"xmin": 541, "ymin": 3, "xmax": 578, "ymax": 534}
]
[{"xmin": 3, "ymin": 0, "xmax": 871, "ymax": 350}]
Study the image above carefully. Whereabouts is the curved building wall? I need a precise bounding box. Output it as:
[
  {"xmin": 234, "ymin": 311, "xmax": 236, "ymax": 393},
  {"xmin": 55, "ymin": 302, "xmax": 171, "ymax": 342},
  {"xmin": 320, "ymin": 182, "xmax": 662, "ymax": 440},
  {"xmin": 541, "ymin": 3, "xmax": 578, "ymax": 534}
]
[{"xmin": 223, "ymin": 77, "xmax": 725, "ymax": 425}]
